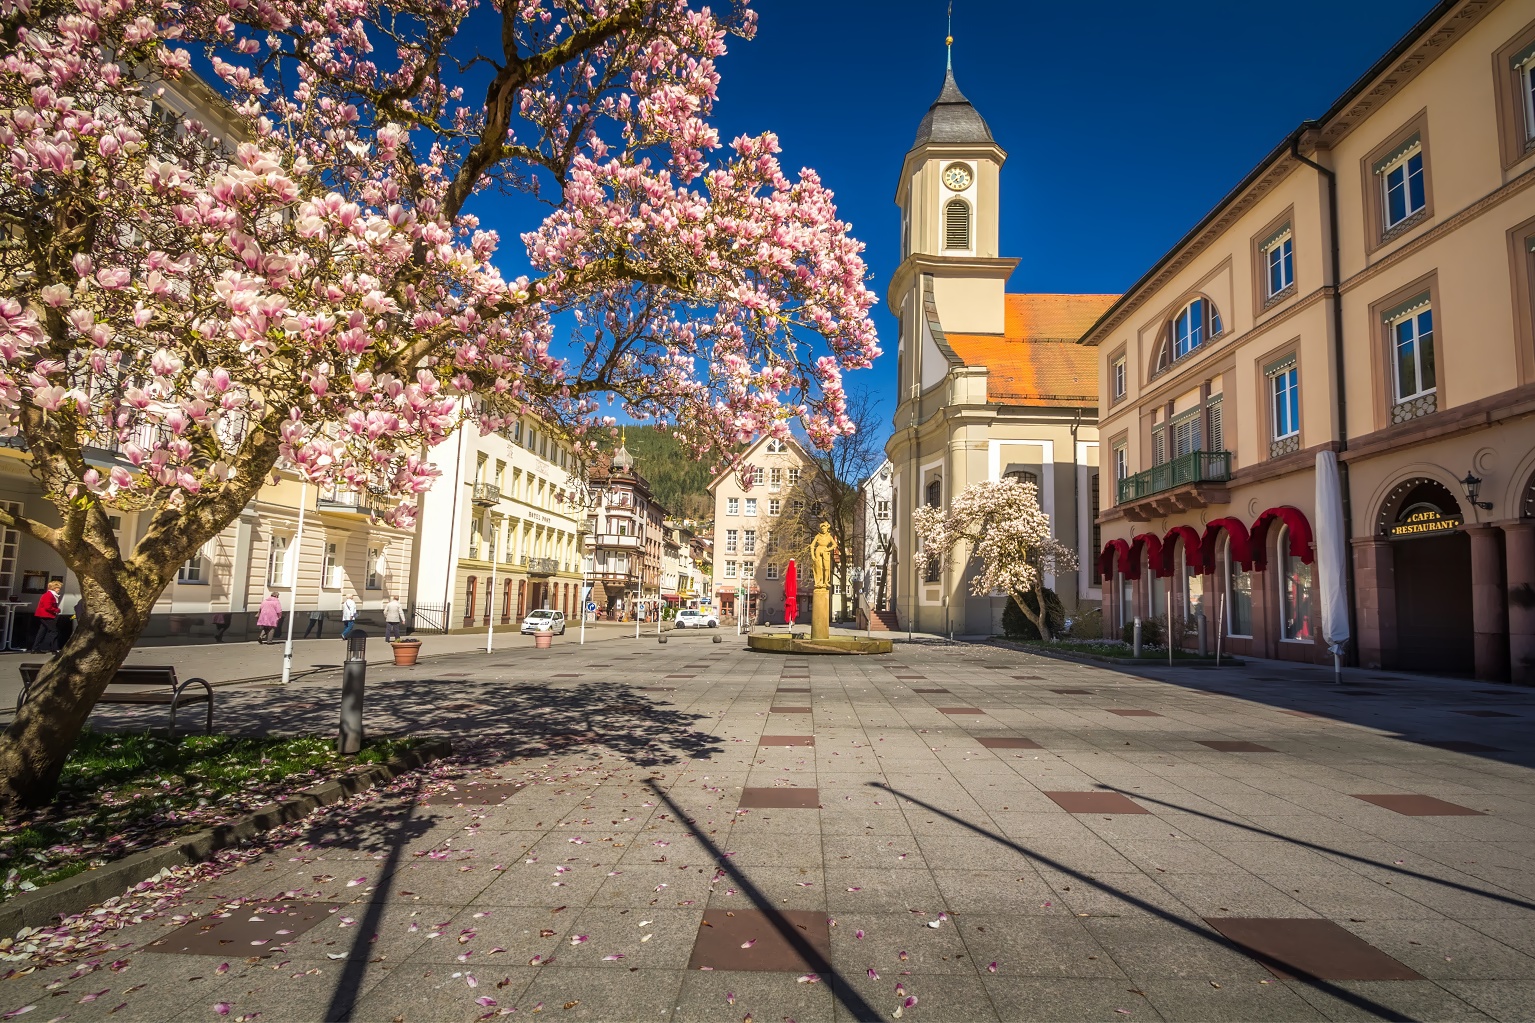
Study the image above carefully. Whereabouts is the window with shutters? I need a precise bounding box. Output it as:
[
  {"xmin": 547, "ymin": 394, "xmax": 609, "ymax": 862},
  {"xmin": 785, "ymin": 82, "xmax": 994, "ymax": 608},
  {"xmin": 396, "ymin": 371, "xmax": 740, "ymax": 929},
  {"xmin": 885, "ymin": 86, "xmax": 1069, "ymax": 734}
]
[
  {"xmin": 1171, "ymin": 413, "xmax": 1202, "ymax": 458},
  {"xmin": 0, "ymin": 501, "xmax": 19, "ymax": 595},
  {"xmin": 1151, "ymin": 427, "xmax": 1167, "ymax": 466},
  {"xmin": 1207, "ymin": 396, "xmax": 1224, "ymax": 453},
  {"xmin": 943, "ymin": 199, "xmax": 971, "ymax": 250},
  {"xmin": 1090, "ymin": 473, "xmax": 1101, "ymax": 585}
]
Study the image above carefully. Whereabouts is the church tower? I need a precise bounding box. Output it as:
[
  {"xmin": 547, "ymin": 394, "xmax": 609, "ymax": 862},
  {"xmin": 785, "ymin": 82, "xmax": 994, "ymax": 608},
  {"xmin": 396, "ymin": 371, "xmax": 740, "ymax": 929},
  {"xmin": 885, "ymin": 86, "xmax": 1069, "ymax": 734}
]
[{"xmin": 889, "ymin": 61, "xmax": 1018, "ymax": 404}]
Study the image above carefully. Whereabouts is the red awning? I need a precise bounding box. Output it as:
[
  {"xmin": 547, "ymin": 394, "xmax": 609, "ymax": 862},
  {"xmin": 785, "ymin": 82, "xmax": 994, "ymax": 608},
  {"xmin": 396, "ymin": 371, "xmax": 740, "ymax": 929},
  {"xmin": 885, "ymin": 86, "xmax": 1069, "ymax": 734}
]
[
  {"xmin": 1250, "ymin": 506, "xmax": 1315, "ymax": 571},
  {"xmin": 1098, "ymin": 539, "xmax": 1131, "ymax": 580},
  {"xmin": 1129, "ymin": 532, "xmax": 1168, "ymax": 578},
  {"xmin": 1201, "ymin": 517, "xmax": 1253, "ymax": 572},
  {"xmin": 1162, "ymin": 525, "xmax": 1203, "ymax": 574}
]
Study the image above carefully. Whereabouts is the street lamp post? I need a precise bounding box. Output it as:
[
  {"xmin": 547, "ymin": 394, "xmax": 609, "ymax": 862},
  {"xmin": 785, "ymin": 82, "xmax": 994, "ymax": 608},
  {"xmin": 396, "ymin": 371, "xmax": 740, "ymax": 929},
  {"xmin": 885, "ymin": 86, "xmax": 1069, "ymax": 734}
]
[{"xmin": 485, "ymin": 519, "xmax": 497, "ymax": 653}]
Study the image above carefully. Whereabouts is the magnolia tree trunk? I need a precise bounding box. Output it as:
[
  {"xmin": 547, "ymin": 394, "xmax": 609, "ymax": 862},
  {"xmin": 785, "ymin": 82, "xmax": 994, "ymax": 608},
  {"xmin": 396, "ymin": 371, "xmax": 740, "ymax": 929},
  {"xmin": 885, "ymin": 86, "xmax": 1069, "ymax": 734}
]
[
  {"xmin": 0, "ymin": 573, "xmax": 158, "ymax": 809},
  {"xmin": 1014, "ymin": 580, "xmax": 1054, "ymax": 643}
]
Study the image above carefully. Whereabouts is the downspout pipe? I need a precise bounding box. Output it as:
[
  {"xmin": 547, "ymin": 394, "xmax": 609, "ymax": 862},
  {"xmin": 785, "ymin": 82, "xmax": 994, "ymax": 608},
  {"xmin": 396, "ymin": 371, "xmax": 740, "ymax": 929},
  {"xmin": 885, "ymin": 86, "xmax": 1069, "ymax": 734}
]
[{"xmin": 1290, "ymin": 129, "xmax": 1358, "ymax": 665}]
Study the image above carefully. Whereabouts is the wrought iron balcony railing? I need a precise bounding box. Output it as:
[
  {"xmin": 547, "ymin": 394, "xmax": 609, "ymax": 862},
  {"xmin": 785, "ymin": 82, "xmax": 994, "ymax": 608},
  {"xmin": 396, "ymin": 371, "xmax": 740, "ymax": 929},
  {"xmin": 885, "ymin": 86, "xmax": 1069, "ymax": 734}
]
[{"xmin": 1116, "ymin": 450, "xmax": 1232, "ymax": 505}]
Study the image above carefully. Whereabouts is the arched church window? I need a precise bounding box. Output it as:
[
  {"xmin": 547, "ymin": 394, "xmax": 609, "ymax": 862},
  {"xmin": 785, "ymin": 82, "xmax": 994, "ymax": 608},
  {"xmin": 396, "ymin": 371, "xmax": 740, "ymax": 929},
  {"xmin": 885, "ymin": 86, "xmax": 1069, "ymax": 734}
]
[
  {"xmin": 926, "ymin": 479, "xmax": 942, "ymax": 508},
  {"xmin": 943, "ymin": 199, "xmax": 971, "ymax": 250}
]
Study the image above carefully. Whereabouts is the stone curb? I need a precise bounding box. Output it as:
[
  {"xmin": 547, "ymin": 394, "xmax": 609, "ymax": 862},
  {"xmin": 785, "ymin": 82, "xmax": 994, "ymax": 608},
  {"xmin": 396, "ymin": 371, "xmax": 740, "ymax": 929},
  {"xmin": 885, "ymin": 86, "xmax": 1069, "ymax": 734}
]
[
  {"xmin": 988, "ymin": 638, "xmax": 1245, "ymax": 669},
  {"xmin": 0, "ymin": 739, "xmax": 453, "ymax": 939}
]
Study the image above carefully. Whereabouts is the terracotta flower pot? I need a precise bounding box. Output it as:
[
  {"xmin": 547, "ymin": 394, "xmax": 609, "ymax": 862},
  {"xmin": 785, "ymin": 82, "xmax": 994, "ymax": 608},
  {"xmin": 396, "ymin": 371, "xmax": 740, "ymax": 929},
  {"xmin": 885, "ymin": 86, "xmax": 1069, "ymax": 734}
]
[
  {"xmin": 391, "ymin": 640, "xmax": 421, "ymax": 666},
  {"xmin": 534, "ymin": 631, "xmax": 553, "ymax": 650}
]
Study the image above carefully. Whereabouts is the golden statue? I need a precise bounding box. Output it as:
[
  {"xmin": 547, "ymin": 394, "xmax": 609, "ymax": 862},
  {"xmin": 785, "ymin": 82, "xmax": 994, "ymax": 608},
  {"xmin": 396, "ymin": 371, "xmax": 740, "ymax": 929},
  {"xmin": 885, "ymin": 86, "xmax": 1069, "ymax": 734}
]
[{"xmin": 810, "ymin": 521, "xmax": 839, "ymax": 589}]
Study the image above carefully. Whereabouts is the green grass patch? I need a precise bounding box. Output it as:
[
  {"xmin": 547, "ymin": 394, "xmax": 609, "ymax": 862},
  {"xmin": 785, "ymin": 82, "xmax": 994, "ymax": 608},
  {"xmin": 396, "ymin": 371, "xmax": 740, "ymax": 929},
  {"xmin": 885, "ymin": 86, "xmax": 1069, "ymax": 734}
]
[{"xmin": 1, "ymin": 731, "xmax": 418, "ymax": 903}]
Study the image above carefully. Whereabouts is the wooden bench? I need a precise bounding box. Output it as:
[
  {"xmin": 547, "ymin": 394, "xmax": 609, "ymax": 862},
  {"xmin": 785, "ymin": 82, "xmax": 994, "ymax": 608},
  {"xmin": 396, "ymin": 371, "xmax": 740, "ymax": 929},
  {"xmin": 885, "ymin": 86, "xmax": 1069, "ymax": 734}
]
[{"xmin": 18, "ymin": 664, "xmax": 214, "ymax": 734}]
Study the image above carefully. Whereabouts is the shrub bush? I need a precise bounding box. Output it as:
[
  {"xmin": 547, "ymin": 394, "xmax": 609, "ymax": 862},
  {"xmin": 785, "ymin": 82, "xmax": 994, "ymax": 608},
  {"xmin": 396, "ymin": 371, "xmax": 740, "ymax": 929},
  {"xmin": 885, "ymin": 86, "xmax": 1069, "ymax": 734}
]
[
  {"xmin": 1004, "ymin": 587, "xmax": 1065, "ymax": 640},
  {"xmin": 1120, "ymin": 617, "xmax": 1164, "ymax": 647}
]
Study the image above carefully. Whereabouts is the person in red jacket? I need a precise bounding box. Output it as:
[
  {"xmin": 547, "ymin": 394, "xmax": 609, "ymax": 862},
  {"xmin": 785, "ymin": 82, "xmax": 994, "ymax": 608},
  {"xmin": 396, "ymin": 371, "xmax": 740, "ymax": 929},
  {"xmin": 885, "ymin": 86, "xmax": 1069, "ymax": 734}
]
[{"xmin": 30, "ymin": 578, "xmax": 63, "ymax": 654}]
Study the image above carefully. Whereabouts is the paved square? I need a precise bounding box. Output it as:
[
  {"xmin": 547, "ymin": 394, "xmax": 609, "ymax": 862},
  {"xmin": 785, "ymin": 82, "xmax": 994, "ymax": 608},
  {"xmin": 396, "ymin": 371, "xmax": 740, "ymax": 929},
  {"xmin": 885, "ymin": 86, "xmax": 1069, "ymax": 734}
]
[{"xmin": 15, "ymin": 634, "xmax": 1535, "ymax": 1022}]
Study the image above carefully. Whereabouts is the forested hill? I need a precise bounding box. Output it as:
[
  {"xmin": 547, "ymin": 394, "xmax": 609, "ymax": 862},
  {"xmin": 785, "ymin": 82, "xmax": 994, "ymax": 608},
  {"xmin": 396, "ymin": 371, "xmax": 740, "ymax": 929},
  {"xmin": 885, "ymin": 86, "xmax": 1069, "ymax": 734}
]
[{"xmin": 599, "ymin": 425, "xmax": 715, "ymax": 520}]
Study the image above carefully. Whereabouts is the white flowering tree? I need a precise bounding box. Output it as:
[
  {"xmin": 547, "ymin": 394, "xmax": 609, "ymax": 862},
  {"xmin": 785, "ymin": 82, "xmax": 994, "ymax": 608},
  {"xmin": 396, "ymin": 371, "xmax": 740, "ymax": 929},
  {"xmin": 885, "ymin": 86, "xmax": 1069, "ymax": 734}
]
[{"xmin": 911, "ymin": 478, "xmax": 1079, "ymax": 641}]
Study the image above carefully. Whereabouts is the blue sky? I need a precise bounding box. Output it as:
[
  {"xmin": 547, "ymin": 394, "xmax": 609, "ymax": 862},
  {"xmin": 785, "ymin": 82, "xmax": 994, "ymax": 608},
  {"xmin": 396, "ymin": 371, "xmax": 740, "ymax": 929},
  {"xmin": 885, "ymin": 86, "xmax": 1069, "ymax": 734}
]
[{"xmin": 467, "ymin": 1, "xmax": 1437, "ymax": 450}]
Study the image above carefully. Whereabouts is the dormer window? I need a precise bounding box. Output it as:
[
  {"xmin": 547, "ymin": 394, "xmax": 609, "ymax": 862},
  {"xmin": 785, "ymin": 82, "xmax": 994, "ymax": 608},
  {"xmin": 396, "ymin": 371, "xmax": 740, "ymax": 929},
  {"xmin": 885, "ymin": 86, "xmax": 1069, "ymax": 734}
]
[
  {"xmin": 1156, "ymin": 297, "xmax": 1223, "ymax": 372},
  {"xmin": 943, "ymin": 199, "xmax": 971, "ymax": 250}
]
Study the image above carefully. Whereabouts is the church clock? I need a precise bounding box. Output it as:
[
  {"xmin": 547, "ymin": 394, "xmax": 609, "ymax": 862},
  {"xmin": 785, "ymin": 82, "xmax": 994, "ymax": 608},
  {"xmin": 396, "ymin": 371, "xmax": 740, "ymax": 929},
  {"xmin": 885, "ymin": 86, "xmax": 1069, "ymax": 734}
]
[{"xmin": 941, "ymin": 163, "xmax": 972, "ymax": 191}]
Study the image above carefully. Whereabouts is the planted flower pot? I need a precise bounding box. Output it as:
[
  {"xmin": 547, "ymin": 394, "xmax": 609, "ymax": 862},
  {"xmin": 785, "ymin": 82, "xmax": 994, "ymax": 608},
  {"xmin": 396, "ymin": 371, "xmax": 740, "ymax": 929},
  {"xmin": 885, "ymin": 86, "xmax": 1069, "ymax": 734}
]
[
  {"xmin": 534, "ymin": 631, "xmax": 553, "ymax": 650},
  {"xmin": 391, "ymin": 639, "xmax": 421, "ymax": 665}
]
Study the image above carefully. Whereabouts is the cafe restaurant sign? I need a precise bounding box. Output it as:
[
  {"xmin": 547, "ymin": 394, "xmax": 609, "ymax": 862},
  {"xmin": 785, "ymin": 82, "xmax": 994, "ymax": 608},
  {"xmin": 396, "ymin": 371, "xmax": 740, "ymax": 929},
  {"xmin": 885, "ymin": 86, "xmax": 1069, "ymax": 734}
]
[{"xmin": 1389, "ymin": 503, "xmax": 1462, "ymax": 538}]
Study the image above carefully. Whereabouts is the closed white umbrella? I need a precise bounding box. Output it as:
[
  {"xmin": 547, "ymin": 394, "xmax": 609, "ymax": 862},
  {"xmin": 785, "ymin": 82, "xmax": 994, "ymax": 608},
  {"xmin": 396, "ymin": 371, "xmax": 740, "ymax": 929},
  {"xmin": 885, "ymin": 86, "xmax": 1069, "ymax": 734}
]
[{"xmin": 1316, "ymin": 451, "xmax": 1350, "ymax": 683}]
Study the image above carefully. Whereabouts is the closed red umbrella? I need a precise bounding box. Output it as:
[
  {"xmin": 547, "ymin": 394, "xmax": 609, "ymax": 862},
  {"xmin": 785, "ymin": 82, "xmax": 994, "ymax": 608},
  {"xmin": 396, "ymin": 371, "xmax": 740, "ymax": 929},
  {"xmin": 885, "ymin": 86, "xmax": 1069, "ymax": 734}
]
[{"xmin": 784, "ymin": 559, "xmax": 798, "ymax": 626}]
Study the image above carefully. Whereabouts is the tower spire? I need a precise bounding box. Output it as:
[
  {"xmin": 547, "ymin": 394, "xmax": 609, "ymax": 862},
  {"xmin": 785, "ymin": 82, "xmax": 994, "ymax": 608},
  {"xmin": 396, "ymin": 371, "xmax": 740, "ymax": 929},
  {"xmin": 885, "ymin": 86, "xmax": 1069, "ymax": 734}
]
[{"xmin": 945, "ymin": 1, "xmax": 953, "ymax": 70}]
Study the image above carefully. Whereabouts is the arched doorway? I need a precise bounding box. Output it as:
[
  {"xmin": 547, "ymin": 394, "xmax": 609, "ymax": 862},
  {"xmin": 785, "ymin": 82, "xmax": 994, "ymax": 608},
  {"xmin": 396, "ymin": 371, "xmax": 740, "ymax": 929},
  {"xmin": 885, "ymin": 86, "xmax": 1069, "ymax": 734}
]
[{"xmin": 1381, "ymin": 478, "xmax": 1472, "ymax": 674}]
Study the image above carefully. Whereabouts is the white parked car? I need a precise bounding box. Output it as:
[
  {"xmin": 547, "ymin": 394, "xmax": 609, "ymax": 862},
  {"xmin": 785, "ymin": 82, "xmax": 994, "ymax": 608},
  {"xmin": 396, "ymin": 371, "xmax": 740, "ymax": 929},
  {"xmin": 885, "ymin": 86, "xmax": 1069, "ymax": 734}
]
[
  {"xmin": 674, "ymin": 609, "xmax": 718, "ymax": 629},
  {"xmin": 520, "ymin": 609, "xmax": 566, "ymax": 635}
]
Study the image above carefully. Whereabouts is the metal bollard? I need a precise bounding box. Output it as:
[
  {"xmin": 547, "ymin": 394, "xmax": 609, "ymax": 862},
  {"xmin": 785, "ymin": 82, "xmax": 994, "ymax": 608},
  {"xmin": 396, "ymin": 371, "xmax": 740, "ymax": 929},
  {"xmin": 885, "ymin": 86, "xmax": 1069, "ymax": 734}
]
[
  {"xmin": 1132, "ymin": 617, "xmax": 1142, "ymax": 658},
  {"xmin": 1196, "ymin": 612, "xmax": 1208, "ymax": 657},
  {"xmin": 338, "ymin": 629, "xmax": 366, "ymax": 755}
]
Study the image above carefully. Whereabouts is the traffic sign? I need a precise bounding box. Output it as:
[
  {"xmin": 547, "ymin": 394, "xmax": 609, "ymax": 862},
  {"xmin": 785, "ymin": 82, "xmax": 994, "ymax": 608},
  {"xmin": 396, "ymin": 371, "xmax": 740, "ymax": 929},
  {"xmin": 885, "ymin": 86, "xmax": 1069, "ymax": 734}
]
[{"xmin": 586, "ymin": 601, "xmax": 597, "ymax": 613}]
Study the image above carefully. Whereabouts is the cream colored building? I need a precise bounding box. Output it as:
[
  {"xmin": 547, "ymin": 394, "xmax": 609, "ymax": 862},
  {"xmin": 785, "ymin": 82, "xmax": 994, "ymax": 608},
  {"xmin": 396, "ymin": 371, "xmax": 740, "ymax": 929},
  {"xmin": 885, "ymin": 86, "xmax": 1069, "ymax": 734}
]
[
  {"xmin": 413, "ymin": 411, "xmax": 586, "ymax": 631},
  {"xmin": 884, "ymin": 68, "xmax": 1113, "ymax": 636},
  {"xmin": 1087, "ymin": 0, "xmax": 1535, "ymax": 683},
  {"xmin": 708, "ymin": 436, "xmax": 814, "ymax": 623},
  {"xmin": 582, "ymin": 439, "xmax": 667, "ymax": 617}
]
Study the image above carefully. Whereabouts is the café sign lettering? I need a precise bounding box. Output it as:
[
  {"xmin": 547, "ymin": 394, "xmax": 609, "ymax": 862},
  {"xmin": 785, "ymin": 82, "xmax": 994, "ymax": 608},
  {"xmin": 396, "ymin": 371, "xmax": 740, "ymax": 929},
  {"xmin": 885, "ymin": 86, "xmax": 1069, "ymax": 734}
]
[{"xmin": 1390, "ymin": 505, "xmax": 1462, "ymax": 538}]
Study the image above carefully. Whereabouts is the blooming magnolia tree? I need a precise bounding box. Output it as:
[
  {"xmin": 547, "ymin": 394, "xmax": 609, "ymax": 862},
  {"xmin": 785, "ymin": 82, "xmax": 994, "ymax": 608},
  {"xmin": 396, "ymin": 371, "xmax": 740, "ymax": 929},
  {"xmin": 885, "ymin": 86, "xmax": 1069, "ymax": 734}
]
[
  {"xmin": 911, "ymin": 478, "xmax": 1078, "ymax": 641},
  {"xmin": 0, "ymin": 0, "xmax": 878, "ymax": 809}
]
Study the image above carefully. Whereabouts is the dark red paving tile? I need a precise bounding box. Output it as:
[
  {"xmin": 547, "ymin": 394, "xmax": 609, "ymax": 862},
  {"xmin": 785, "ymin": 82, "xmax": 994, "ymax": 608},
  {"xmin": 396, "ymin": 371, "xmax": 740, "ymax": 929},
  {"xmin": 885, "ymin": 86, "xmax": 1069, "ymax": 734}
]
[
  {"xmin": 894, "ymin": 675, "xmax": 927, "ymax": 680},
  {"xmin": 145, "ymin": 901, "xmax": 340, "ymax": 956},
  {"xmin": 777, "ymin": 687, "xmax": 811, "ymax": 693},
  {"xmin": 420, "ymin": 782, "xmax": 526, "ymax": 806},
  {"xmin": 1413, "ymin": 739, "xmax": 1507, "ymax": 753},
  {"xmin": 770, "ymin": 706, "xmax": 812, "ymax": 714},
  {"xmin": 1203, "ymin": 918, "xmax": 1422, "ymax": 981},
  {"xmin": 937, "ymin": 707, "xmax": 984, "ymax": 715},
  {"xmin": 977, "ymin": 737, "xmax": 1042, "ymax": 749},
  {"xmin": 1051, "ymin": 688, "xmax": 1092, "ymax": 695},
  {"xmin": 686, "ymin": 909, "xmax": 832, "ymax": 973},
  {"xmin": 1107, "ymin": 709, "xmax": 1162, "ymax": 717},
  {"xmin": 665, "ymin": 674, "xmax": 696, "ymax": 679},
  {"xmin": 1044, "ymin": 791, "xmax": 1149, "ymax": 814},
  {"xmin": 1456, "ymin": 710, "xmax": 1517, "ymax": 718},
  {"xmin": 1198, "ymin": 741, "xmax": 1279, "ymax": 753},
  {"xmin": 758, "ymin": 735, "xmax": 815, "ymax": 747},
  {"xmin": 1013, "ymin": 675, "xmax": 1044, "ymax": 680},
  {"xmin": 739, "ymin": 787, "xmax": 821, "ymax": 809},
  {"xmin": 1352, "ymin": 794, "xmax": 1484, "ymax": 816}
]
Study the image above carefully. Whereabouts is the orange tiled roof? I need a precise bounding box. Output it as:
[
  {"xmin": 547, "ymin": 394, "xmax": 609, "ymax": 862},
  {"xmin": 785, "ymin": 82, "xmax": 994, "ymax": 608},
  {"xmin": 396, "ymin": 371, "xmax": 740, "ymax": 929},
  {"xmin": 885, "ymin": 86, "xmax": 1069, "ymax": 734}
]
[{"xmin": 945, "ymin": 293, "xmax": 1117, "ymax": 407}]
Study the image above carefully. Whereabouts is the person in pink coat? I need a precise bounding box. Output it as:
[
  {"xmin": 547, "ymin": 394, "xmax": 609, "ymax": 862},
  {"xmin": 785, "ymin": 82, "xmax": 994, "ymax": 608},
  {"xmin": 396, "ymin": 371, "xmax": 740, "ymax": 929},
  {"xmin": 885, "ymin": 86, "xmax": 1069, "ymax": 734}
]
[{"xmin": 256, "ymin": 592, "xmax": 284, "ymax": 644}]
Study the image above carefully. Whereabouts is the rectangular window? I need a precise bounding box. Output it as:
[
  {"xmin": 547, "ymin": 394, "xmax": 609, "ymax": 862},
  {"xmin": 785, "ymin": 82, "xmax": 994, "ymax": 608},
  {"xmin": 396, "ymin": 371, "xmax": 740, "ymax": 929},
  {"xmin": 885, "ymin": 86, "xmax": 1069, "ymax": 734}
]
[
  {"xmin": 366, "ymin": 547, "xmax": 381, "ymax": 589},
  {"xmin": 787, "ymin": 468, "xmax": 801, "ymax": 486},
  {"xmin": 743, "ymin": 530, "xmax": 756, "ymax": 555},
  {"xmin": 1391, "ymin": 303, "xmax": 1435, "ymax": 402},
  {"xmin": 1271, "ymin": 365, "xmax": 1300, "ymax": 440},
  {"xmin": 1381, "ymin": 146, "xmax": 1426, "ymax": 229},
  {"xmin": 1171, "ymin": 413, "xmax": 1201, "ymax": 458},
  {"xmin": 769, "ymin": 467, "xmax": 782, "ymax": 488},
  {"xmin": 177, "ymin": 556, "xmax": 204, "ymax": 583},
  {"xmin": 1207, "ymin": 396, "xmax": 1224, "ymax": 453},
  {"xmin": 727, "ymin": 497, "xmax": 739, "ymax": 516},
  {"xmin": 1265, "ymin": 232, "xmax": 1294, "ymax": 297},
  {"xmin": 1151, "ymin": 427, "xmax": 1167, "ymax": 466},
  {"xmin": 724, "ymin": 560, "xmax": 737, "ymax": 578},
  {"xmin": 766, "ymin": 564, "xmax": 779, "ymax": 580},
  {"xmin": 1090, "ymin": 473, "xmax": 1101, "ymax": 585},
  {"xmin": 725, "ymin": 529, "xmax": 738, "ymax": 554},
  {"xmin": 1113, "ymin": 444, "xmax": 1128, "ymax": 482},
  {"xmin": 751, "ymin": 467, "xmax": 764, "ymax": 486},
  {"xmin": 744, "ymin": 498, "xmax": 757, "ymax": 516},
  {"xmin": 742, "ymin": 561, "xmax": 755, "ymax": 580},
  {"xmin": 1226, "ymin": 538, "xmax": 1253, "ymax": 637},
  {"xmin": 876, "ymin": 499, "xmax": 890, "ymax": 520},
  {"xmin": 323, "ymin": 542, "xmax": 340, "ymax": 588},
  {"xmin": 769, "ymin": 498, "xmax": 781, "ymax": 516},
  {"xmin": 1111, "ymin": 356, "xmax": 1126, "ymax": 400},
  {"xmin": 267, "ymin": 535, "xmax": 289, "ymax": 587}
]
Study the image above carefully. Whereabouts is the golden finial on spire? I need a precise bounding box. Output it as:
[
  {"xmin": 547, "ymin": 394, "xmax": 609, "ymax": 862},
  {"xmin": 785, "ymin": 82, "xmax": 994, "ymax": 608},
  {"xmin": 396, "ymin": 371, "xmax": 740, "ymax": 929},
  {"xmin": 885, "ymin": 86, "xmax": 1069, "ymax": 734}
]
[{"xmin": 946, "ymin": 1, "xmax": 953, "ymax": 69}]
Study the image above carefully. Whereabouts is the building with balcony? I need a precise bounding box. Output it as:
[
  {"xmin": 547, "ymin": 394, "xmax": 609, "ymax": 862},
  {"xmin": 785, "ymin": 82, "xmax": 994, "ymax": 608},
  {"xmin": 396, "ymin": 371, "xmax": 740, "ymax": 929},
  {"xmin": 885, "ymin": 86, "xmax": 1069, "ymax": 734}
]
[
  {"xmin": 582, "ymin": 436, "xmax": 668, "ymax": 617},
  {"xmin": 883, "ymin": 65, "xmax": 1115, "ymax": 637},
  {"xmin": 853, "ymin": 460, "xmax": 896, "ymax": 624},
  {"xmin": 707, "ymin": 434, "xmax": 815, "ymax": 623},
  {"xmin": 1086, "ymin": 0, "xmax": 1535, "ymax": 682},
  {"xmin": 412, "ymin": 408, "xmax": 586, "ymax": 631}
]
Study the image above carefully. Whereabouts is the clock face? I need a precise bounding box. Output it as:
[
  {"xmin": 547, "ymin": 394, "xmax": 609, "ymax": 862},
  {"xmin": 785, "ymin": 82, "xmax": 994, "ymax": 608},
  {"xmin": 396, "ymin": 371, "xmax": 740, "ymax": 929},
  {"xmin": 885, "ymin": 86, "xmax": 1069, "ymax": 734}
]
[{"xmin": 942, "ymin": 164, "xmax": 972, "ymax": 191}]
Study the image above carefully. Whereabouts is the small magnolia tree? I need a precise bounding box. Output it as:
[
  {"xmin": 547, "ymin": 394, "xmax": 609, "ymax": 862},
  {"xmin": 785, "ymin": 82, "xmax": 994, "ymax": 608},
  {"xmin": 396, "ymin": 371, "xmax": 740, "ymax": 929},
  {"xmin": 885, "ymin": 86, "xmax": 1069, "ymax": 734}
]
[
  {"xmin": 911, "ymin": 478, "xmax": 1079, "ymax": 641},
  {"xmin": 0, "ymin": 0, "xmax": 878, "ymax": 810}
]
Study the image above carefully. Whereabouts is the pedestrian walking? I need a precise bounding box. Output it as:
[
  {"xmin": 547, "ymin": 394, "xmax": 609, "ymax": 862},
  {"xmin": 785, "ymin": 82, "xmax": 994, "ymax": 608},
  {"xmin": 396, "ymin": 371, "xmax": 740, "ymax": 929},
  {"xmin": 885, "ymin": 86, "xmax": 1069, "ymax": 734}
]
[
  {"xmin": 383, "ymin": 595, "xmax": 404, "ymax": 642},
  {"xmin": 30, "ymin": 579, "xmax": 63, "ymax": 654},
  {"xmin": 340, "ymin": 594, "xmax": 358, "ymax": 639},
  {"xmin": 256, "ymin": 591, "xmax": 283, "ymax": 644},
  {"xmin": 302, "ymin": 609, "xmax": 326, "ymax": 639},
  {"xmin": 211, "ymin": 611, "xmax": 230, "ymax": 642}
]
